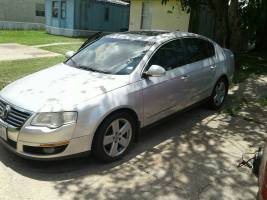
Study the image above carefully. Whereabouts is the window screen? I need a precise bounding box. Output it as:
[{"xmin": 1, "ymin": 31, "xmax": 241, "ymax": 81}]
[
  {"xmin": 36, "ymin": 3, "xmax": 45, "ymax": 17},
  {"xmin": 52, "ymin": 1, "xmax": 59, "ymax": 18}
]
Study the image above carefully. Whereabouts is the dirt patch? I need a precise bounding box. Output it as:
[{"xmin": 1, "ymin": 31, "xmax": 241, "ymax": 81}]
[{"xmin": 0, "ymin": 43, "xmax": 60, "ymax": 61}]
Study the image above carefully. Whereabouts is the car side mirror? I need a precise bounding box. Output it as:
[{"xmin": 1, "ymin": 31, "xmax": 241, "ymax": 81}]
[
  {"xmin": 65, "ymin": 51, "xmax": 75, "ymax": 59},
  {"xmin": 144, "ymin": 65, "xmax": 166, "ymax": 77}
]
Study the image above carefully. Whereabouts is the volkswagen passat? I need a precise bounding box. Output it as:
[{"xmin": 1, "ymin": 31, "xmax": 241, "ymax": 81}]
[{"xmin": 0, "ymin": 31, "xmax": 234, "ymax": 162}]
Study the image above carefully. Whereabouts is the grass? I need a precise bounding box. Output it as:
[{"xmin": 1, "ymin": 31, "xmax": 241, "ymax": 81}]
[
  {"xmin": 234, "ymin": 52, "xmax": 267, "ymax": 83},
  {"xmin": 0, "ymin": 31, "xmax": 84, "ymax": 89},
  {"xmin": 223, "ymin": 52, "xmax": 267, "ymax": 119},
  {"xmin": 0, "ymin": 30, "xmax": 84, "ymax": 46},
  {"xmin": 257, "ymin": 97, "xmax": 267, "ymax": 106},
  {"xmin": 0, "ymin": 56, "xmax": 64, "ymax": 89},
  {"xmin": 40, "ymin": 43, "xmax": 82, "ymax": 54},
  {"xmin": 223, "ymin": 105, "xmax": 242, "ymax": 117}
]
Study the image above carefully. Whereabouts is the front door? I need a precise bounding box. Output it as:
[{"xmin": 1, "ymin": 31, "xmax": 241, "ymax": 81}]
[{"xmin": 142, "ymin": 39, "xmax": 190, "ymax": 126}]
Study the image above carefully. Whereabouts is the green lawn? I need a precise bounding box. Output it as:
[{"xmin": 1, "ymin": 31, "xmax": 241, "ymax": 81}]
[
  {"xmin": 40, "ymin": 43, "xmax": 82, "ymax": 54},
  {"xmin": 223, "ymin": 52, "xmax": 267, "ymax": 116},
  {"xmin": 0, "ymin": 31, "xmax": 85, "ymax": 90},
  {"xmin": 0, "ymin": 30, "xmax": 84, "ymax": 45},
  {"xmin": 257, "ymin": 97, "xmax": 267, "ymax": 106},
  {"xmin": 234, "ymin": 53, "xmax": 267, "ymax": 83},
  {"xmin": 0, "ymin": 56, "xmax": 64, "ymax": 89}
]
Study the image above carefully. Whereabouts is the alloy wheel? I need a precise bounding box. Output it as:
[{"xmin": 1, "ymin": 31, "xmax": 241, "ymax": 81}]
[
  {"xmin": 103, "ymin": 118, "xmax": 132, "ymax": 157},
  {"xmin": 213, "ymin": 81, "xmax": 226, "ymax": 106}
]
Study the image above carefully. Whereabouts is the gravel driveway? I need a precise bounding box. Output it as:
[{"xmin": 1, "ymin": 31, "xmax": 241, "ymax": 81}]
[{"xmin": 0, "ymin": 76, "xmax": 266, "ymax": 200}]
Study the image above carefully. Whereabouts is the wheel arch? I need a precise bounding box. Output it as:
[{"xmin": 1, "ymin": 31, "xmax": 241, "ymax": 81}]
[
  {"xmin": 89, "ymin": 107, "xmax": 140, "ymax": 149},
  {"xmin": 102, "ymin": 107, "xmax": 140, "ymax": 127},
  {"xmin": 219, "ymin": 74, "xmax": 229, "ymax": 87},
  {"xmin": 208, "ymin": 74, "xmax": 230, "ymax": 99}
]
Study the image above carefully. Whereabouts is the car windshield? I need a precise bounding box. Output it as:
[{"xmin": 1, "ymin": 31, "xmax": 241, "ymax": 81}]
[{"xmin": 66, "ymin": 37, "xmax": 153, "ymax": 75}]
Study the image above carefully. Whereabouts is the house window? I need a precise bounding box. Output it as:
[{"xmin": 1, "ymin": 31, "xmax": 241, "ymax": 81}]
[
  {"xmin": 52, "ymin": 1, "xmax": 59, "ymax": 18},
  {"xmin": 36, "ymin": 3, "xmax": 45, "ymax": 17},
  {"xmin": 104, "ymin": 7, "xmax": 109, "ymax": 21},
  {"xmin": 61, "ymin": 1, "xmax": 66, "ymax": 19}
]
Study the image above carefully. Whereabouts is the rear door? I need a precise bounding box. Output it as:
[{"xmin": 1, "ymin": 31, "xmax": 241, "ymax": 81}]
[{"xmin": 182, "ymin": 38, "xmax": 216, "ymax": 104}]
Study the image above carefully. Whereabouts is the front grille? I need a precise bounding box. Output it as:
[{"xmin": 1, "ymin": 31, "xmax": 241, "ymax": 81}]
[{"xmin": 0, "ymin": 99, "xmax": 31, "ymax": 129}]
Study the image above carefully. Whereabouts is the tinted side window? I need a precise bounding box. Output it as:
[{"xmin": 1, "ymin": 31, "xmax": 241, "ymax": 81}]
[
  {"xmin": 183, "ymin": 38, "xmax": 215, "ymax": 64},
  {"xmin": 206, "ymin": 41, "xmax": 215, "ymax": 57},
  {"xmin": 148, "ymin": 40, "xmax": 187, "ymax": 71}
]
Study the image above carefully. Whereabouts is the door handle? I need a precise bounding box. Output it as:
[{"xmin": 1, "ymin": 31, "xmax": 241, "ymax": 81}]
[{"xmin": 181, "ymin": 75, "xmax": 189, "ymax": 80}]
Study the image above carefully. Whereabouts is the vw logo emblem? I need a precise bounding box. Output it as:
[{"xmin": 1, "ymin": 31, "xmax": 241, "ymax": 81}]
[{"xmin": 0, "ymin": 105, "xmax": 11, "ymax": 119}]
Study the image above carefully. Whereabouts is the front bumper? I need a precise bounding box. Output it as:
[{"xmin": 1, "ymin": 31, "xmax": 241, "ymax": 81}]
[{"xmin": 0, "ymin": 118, "xmax": 90, "ymax": 160}]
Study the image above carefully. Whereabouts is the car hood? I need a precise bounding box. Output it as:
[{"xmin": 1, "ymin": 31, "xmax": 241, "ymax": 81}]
[{"xmin": 0, "ymin": 63, "xmax": 129, "ymax": 112}]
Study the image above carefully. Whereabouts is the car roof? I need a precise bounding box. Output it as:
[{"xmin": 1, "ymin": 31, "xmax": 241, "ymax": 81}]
[
  {"xmin": 105, "ymin": 30, "xmax": 201, "ymax": 43},
  {"xmin": 125, "ymin": 30, "xmax": 171, "ymax": 36}
]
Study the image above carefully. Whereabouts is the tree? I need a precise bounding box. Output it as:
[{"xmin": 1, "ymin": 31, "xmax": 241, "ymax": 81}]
[
  {"xmin": 241, "ymin": 0, "xmax": 267, "ymax": 51},
  {"xmin": 162, "ymin": 0, "xmax": 267, "ymax": 53},
  {"xmin": 208, "ymin": 0, "xmax": 230, "ymax": 48},
  {"xmin": 162, "ymin": 0, "xmax": 230, "ymax": 48},
  {"xmin": 229, "ymin": 0, "xmax": 243, "ymax": 53}
]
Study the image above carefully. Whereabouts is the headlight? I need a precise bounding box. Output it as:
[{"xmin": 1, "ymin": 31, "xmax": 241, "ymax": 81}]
[{"xmin": 31, "ymin": 112, "xmax": 77, "ymax": 129}]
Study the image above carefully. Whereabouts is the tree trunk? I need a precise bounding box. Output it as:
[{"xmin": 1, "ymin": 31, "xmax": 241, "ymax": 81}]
[
  {"xmin": 229, "ymin": 0, "xmax": 243, "ymax": 52},
  {"xmin": 228, "ymin": 0, "xmax": 243, "ymax": 69},
  {"xmin": 255, "ymin": 0, "xmax": 267, "ymax": 51},
  {"xmin": 255, "ymin": 22, "xmax": 267, "ymax": 51},
  {"xmin": 208, "ymin": 0, "xmax": 229, "ymax": 48}
]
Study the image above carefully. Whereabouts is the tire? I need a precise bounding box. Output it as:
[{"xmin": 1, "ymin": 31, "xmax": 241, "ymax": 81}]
[
  {"xmin": 92, "ymin": 112, "xmax": 137, "ymax": 163},
  {"xmin": 207, "ymin": 77, "xmax": 229, "ymax": 110}
]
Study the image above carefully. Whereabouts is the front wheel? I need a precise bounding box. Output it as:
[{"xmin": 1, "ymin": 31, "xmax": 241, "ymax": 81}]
[
  {"xmin": 92, "ymin": 112, "xmax": 137, "ymax": 162},
  {"xmin": 207, "ymin": 77, "xmax": 229, "ymax": 110}
]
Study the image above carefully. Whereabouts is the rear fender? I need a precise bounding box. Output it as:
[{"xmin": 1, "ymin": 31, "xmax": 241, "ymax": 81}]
[{"xmin": 223, "ymin": 48, "xmax": 235, "ymax": 83}]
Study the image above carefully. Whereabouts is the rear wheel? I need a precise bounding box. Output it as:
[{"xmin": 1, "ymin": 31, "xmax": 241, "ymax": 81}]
[
  {"xmin": 92, "ymin": 112, "xmax": 137, "ymax": 162},
  {"xmin": 207, "ymin": 77, "xmax": 228, "ymax": 110}
]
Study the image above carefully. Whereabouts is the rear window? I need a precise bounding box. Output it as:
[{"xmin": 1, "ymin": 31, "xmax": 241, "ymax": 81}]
[{"xmin": 182, "ymin": 38, "xmax": 215, "ymax": 64}]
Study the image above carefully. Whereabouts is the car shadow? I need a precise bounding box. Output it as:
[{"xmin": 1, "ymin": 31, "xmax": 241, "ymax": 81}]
[
  {"xmin": 0, "ymin": 97, "xmax": 264, "ymax": 199},
  {"xmin": 0, "ymin": 106, "xmax": 214, "ymax": 182}
]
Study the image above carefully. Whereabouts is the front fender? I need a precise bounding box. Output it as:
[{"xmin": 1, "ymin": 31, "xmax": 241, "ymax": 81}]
[{"xmin": 73, "ymin": 82, "xmax": 143, "ymax": 150}]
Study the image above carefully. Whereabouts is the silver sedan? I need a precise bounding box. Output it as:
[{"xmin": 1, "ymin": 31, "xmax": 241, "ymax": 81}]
[{"xmin": 0, "ymin": 31, "xmax": 234, "ymax": 162}]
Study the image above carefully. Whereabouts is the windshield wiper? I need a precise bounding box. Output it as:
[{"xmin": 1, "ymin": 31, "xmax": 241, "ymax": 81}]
[{"xmin": 76, "ymin": 65, "xmax": 111, "ymax": 74}]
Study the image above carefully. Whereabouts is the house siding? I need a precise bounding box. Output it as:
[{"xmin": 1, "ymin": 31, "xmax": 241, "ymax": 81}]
[
  {"xmin": 129, "ymin": 0, "xmax": 190, "ymax": 32},
  {"xmin": 0, "ymin": 0, "xmax": 45, "ymax": 29},
  {"xmin": 74, "ymin": 0, "xmax": 129, "ymax": 32},
  {"xmin": 46, "ymin": 0, "xmax": 75, "ymax": 29},
  {"xmin": 46, "ymin": 0, "xmax": 129, "ymax": 37},
  {"xmin": 129, "ymin": 0, "xmax": 142, "ymax": 30}
]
